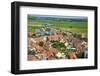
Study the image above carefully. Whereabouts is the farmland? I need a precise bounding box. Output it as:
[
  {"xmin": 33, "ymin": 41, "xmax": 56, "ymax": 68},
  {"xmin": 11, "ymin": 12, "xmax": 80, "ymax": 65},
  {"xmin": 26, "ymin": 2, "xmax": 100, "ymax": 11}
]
[{"xmin": 28, "ymin": 17, "xmax": 87, "ymax": 37}]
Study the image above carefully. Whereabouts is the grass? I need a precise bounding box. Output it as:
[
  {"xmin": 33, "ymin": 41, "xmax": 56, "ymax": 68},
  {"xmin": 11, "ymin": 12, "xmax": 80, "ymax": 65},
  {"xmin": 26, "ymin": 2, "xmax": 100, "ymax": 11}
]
[{"xmin": 28, "ymin": 19, "xmax": 88, "ymax": 36}]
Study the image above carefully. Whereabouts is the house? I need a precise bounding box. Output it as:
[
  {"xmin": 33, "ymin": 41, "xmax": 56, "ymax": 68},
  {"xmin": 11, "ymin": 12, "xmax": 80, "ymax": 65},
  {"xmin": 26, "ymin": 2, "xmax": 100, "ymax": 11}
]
[
  {"xmin": 56, "ymin": 31, "xmax": 63, "ymax": 35},
  {"xmin": 35, "ymin": 28, "xmax": 41, "ymax": 33},
  {"xmin": 47, "ymin": 35, "xmax": 63, "ymax": 41},
  {"xmin": 32, "ymin": 44, "xmax": 45, "ymax": 53},
  {"xmin": 44, "ymin": 46, "xmax": 59, "ymax": 59},
  {"xmin": 72, "ymin": 38, "xmax": 82, "ymax": 50},
  {"xmin": 28, "ymin": 55, "xmax": 37, "ymax": 61},
  {"xmin": 46, "ymin": 50, "xmax": 54, "ymax": 60},
  {"xmin": 68, "ymin": 52, "xmax": 77, "ymax": 59},
  {"xmin": 28, "ymin": 32, "xmax": 34, "ymax": 37},
  {"xmin": 56, "ymin": 52, "xmax": 63, "ymax": 58},
  {"xmin": 28, "ymin": 38, "xmax": 33, "ymax": 48},
  {"xmin": 33, "ymin": 37, "xmax": 45, "ymax": 43},
  {"xmin": 49, "ymin": 47, "xmax": 58, "ymax": 55}
]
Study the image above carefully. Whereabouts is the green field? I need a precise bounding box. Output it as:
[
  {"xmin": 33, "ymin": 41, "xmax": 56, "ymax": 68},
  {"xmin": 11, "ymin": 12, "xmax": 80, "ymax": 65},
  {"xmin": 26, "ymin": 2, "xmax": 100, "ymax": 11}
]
[{"xmin": 28, "ymin": 16, "xmax": 88, "ymax": 37}]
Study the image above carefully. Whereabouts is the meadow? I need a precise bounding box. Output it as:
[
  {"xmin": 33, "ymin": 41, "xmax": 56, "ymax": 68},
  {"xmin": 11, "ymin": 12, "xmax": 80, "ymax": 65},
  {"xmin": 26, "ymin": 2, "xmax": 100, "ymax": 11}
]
[{"xmin": 28, "ymin": 18, "xmax": 88, "ymax": 37}]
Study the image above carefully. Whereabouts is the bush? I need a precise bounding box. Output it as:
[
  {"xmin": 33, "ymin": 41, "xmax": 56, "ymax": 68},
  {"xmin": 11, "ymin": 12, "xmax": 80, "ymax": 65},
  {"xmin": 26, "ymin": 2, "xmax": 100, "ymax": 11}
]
[
  {"xmin": 28, "ymin": 49, "xmax": 36, "ymax": 55},
  {"xmin": 51, "ymin": 41, "xmax": 66, "ymax": 52},
  {"xmin": 39, "ymin": 41, "xmax": 44, "ymax": 47},
  {"xmin": 32, "ymin": 33, "xmax": 36, "ymax": 38}
]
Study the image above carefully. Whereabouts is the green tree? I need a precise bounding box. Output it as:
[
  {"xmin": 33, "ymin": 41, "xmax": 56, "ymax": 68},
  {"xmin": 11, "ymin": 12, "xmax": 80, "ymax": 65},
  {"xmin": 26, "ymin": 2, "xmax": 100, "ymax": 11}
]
[{"xmin": 39, "ymin": 41, "xmax": 44, "ymax": 47}]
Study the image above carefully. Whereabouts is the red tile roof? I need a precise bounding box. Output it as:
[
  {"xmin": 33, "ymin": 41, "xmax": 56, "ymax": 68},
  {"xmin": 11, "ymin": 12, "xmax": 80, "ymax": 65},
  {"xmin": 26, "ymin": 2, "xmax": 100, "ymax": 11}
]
[
  {"xmin": 34, "ymin": 37, "xmax": 45, "ymax": 43},
  {"xmin": 47, "ymin": 35, "xmax": 62, "ymax": 41},
  {"xmin": 28, "ymin": 55, "xmax": 37, "ymax": 61}
]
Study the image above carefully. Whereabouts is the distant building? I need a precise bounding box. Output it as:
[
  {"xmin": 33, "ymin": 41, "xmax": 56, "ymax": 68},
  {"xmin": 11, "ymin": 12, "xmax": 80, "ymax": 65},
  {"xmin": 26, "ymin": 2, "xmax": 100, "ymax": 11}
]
[{"xmin": 35, "ymin": 28, "xmax": 41, "ymax": 33}]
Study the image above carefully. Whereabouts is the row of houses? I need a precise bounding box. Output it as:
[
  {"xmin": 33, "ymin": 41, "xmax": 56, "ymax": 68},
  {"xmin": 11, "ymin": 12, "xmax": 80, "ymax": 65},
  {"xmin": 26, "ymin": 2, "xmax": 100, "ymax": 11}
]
[
  {"xmin": 28, "ymin": 43, "xmax": 60, "ymax": 61},
  {"xmin": 28, "ymin": 24, "xmax": 88, "ymax": 61},
  {"xmin": 28, "ymin": 32, "xmax": 63, "ymax": 43}
]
